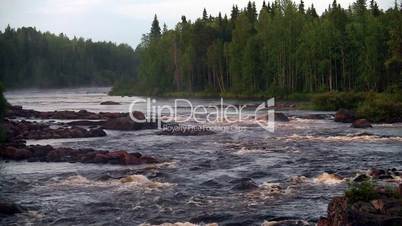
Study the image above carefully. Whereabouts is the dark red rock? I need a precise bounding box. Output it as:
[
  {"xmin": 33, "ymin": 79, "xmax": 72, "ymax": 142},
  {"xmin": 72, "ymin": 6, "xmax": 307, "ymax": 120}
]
[
  {"xmin": 131, "ymin": 111, "xmax": 146, "ymax": 121},
  {"xmin": 93, "ymin": 153, "xmax": 110, "ymax": 164},
  {"xmin": 317, "ymin": 217, "xmax": 329, "ymax": 226},
  {"xmin": 107, "ymin": 151, "xmax": 129, "ymax": 165},
  {"xmin": 139, "ymin": 156, "xmax": 159, "ymax": 164},
  {"xmin": 326, "ymin": 197, "xmax": 348, "ymax": 226},
  {"xmin": 102, "ymin": 115, "xmax": 155, "ymax": 131},
  {"xmin": 335, "ymin": 109, "xmax": 356, "ymax": 123},
  {"xmin": 352, "ymin": 119, "xmax": 372, "ymax": 128},
  {"xmin": 14, "ymin": 148, "xmax": 32, "ymax": 160},
  {"xmin": 46, "ymin": 149, "xmax": 65, "ymax": 162}
]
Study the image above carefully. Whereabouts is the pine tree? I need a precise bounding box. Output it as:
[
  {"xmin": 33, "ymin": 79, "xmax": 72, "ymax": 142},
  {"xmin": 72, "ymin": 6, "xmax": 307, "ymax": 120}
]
[
  {"xmin": 353, "ymin": 0, "xmax": 367, "ymax": 16},
  {"xmin": 202, "ymin": 8, "xmax": 208, "ymax": 21},
  {"xmin": 370, "ymin": 0, "xmax": 380, "ymax": 16},
  {"xmin": 299, "ymin": 0, "xmax": 305, "ymax": 14},
  {"xmin": 231, "ymin": 5, "xmax": 239, "ymax": 21},
  {"xmin": 150, "ymin": 14, "xmax": 161, "ymax": 39},
  {"xmin": 181, "ymin": 16, "xmax": 187, "ymax": 24},
  {"xmin": 307, "ymin": 4, "xmax": 319, "ymax": 18}
]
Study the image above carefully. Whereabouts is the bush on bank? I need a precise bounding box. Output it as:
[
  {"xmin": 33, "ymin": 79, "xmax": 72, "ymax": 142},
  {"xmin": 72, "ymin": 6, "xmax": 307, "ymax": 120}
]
[{"xmin": 312, "ymin": 90, "xmax": 402, "ymax": 123}]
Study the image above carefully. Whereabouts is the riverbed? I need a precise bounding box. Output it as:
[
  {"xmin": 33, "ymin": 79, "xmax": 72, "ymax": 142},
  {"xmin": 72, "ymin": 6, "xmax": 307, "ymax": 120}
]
[{"xmin": 2, "ymin": 87, "xmax": 402, "ymax": 225}]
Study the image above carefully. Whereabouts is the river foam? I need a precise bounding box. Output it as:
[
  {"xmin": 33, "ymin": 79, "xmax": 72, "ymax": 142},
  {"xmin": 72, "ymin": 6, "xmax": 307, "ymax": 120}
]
[{"xmin": 50, "ymin": 174, "xmax": 173, "ymax": 190}]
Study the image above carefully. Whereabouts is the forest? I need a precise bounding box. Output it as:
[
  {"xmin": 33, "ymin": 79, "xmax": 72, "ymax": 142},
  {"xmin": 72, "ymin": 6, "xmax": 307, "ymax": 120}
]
[
  {"xmin": 0, "ymin": 26, "xmax": 138, "ymax": 88},
  {"xmin": 112, "ymin": 0, "xmax": 402, "ymax": 97}
]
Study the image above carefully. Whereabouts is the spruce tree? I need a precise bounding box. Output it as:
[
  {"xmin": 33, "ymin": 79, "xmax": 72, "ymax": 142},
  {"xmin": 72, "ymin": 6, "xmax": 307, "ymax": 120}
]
[
  {"xmin": 299, "ymin": 0, "xmax": 305, "ymax": 14},
  {"xmin": 150, "ymin": 14, "xmax": 161, "ymax": 39},
  {"xmin": 202, "ymin": 8, "xmax": 208, "ymax": 21}
]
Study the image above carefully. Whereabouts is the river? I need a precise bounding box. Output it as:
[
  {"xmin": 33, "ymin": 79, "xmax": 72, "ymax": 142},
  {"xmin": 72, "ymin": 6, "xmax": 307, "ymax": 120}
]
[{"xmin": 1, "ymin": 87, "xmax": 402, "ymax": 225}]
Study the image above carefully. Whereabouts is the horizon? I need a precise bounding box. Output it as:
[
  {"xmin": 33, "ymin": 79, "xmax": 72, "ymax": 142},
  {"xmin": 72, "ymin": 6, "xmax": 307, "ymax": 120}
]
[{"xmin": 0, "ymin": 0, "xmax": 396, "ymax": 48}]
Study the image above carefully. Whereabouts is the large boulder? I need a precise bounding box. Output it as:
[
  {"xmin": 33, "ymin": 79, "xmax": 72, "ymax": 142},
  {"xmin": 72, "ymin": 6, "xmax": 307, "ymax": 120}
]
[
  {"xmin": 102, "ymin": 112, "xmax": 155, "ymax": 131},
  {"xmin": 102, "ymin": 116, "xmax": 142, "ymax": 131},
  {"xmin": 352, "ymin": 119, "xmax": 372, "ymax": 129},
  {"xmin": 335, "ymin": 109, "xmax": 356, "ymax": 123}
]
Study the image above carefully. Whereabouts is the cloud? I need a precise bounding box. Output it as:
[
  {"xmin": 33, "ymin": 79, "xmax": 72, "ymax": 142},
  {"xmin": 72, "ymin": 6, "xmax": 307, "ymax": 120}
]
[{"xmin": 31, "ymin": 0, "xmax": 103, "ymax": 15}]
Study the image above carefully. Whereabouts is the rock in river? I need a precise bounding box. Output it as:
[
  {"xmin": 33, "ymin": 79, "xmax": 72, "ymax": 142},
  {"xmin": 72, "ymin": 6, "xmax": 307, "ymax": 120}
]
[
  {"xmin": 100, "ymin": 101, "xmax": 121, "ymax": 105},
  {"xmin": 351, "ymin": 119, "xmax": 372, "ymax": 128},
  {"xmin": 334, "ymin": 109, "xmax": 355, "ymax": 123}
]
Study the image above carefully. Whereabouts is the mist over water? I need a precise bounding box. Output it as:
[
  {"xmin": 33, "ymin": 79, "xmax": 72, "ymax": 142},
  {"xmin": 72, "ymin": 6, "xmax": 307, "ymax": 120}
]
[{"xmin": 2, "ymin": 87, "xmax": 402, "ymax": 225}]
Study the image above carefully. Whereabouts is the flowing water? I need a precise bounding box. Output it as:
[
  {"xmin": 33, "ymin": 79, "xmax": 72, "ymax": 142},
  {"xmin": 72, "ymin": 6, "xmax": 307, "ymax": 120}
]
[{"xmin": 2, "ymin": 87, "xmax": 402, "ymax": 226}]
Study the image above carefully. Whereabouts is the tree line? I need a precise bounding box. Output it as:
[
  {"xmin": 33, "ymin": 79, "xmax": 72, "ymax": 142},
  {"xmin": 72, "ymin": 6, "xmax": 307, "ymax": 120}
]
[
  {"xmin": 0, "ymin": 26, "xmax": 138, "ymax": 88},
  {"xmin": 120, "ymin": 0, "xmax": 401, "ymax": 97}
]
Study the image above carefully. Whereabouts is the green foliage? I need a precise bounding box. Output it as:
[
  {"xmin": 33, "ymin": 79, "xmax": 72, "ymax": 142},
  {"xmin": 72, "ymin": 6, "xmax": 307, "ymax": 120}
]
[
  {"xmin": 311, "ymin": 91, "xmax": 402, "ymax": 122},
  {"xmin": 0, "ymin": 26, "xmax": 137, "ymax": 88},
  {"xmin": 356, "ymin": 93, "xmax": 402, "ymax": 123},
  {"xmin": 111, "ymin": 1, "xmax": 402, "ymax": 98},
  {"xmin": 345, "ymin": 180, "xmax": 378, "ymax": 204},
  {"xmin": 312, "ymin": 92, "xmax": 366, "ymax": 110},
  {"xmin": 286, "ymin": 93, "xmax": 313, "ymax": 101}
]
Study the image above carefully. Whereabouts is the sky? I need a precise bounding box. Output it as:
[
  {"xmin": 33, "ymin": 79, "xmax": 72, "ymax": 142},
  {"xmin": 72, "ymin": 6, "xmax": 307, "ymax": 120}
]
[{"xmin": 0, "ymin": 0, "xmax": 396, "ymax": 48}]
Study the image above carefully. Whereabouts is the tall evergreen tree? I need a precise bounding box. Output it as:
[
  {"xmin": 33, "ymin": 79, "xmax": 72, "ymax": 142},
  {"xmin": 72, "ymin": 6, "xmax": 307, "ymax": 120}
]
[
  {"xmin": 150, "ymin": 15, "xmax": 161, "ymax": 39},
  {"xmin": 299, "ymin": 0, "xmax": 305, "ymax": 14}
]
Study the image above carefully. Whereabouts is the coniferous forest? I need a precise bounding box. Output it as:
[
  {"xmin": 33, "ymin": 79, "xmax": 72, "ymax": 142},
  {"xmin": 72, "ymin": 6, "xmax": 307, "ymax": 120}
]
[
  {"xmin": 0, "ymin": 27, "xmax": 137, "ymax": 88},
  {"xmin": 112, "ymin": 0, "xmax": 402, "ymax": 97}
]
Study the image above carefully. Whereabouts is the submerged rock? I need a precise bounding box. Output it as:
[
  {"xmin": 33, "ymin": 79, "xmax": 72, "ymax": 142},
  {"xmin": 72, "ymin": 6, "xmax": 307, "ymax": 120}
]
[
  {"xmin": 352, "ymin": 119, "xmax": 372, "ymax": 128},
  {"xmin": 100, "ymin": 101, "xmax": 120, "ymax": 105},
  {"xmin": 334, "ymin": 109, "xmax": 355, "ymax": 123},
  {"xmin": 0, "ymin": 201, "xmax": 23, "ymax": 216},
  {"xmin": 230, "ymin": 178, "xmax": 258, "ymax": 191}
]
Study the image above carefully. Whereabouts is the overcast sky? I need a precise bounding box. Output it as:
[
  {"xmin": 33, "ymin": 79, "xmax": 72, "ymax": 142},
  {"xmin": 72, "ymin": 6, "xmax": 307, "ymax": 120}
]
[{"xmin": 0, "ymin": 0, "xmax": 396, "ymax": 48}]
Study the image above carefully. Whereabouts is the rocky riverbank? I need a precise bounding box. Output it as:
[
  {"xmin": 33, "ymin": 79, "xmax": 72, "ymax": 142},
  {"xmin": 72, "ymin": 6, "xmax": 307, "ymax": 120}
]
[
  {"xmin": 318, "ymin": 168, "xmax": 402, "ymax": 226},
  {"xmin": 4, "ymin": 119, "xmax": 106, "ymax": 141},
  {"xmin": 1, "ymin": 105, "xmax": 160, "ymax": 166},
  {"xmin": 0, "ymin": 141, "xmax": 158, "ymax": 165}
]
